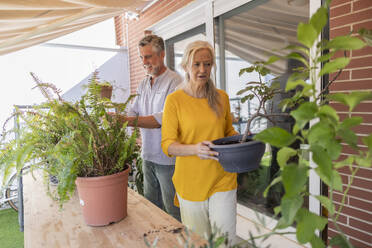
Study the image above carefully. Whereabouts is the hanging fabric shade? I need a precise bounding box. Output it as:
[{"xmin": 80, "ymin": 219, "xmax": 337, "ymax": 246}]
[
  {"xmin": 0, "ymin": 0, "xmax": 151, "ymax": 55},
  {"xmin": 222, "ymin": 0, "xmax": 309, "ymax": 75}
]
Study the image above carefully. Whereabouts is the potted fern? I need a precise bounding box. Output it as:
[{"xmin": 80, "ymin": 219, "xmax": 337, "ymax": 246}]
[{"xmin": 0, "ymin": 72, "xmax": 140, "ymax": 226}]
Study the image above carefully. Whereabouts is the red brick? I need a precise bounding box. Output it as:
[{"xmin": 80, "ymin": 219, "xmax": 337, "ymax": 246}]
[
  {"xmin": 328, "ymin": 222, "xmax": 372, "ymax": 243},
  {"xmin": 330, "ymin": 8, "xmax": 372, "ymax": 28},
  {"xmin": 353, "ymin": 0, "xmax": 372, "ymax": 12},
  {"xmin": 353, "ymin": 20, "xmax": 372, "ymax": 33},
  {"xmin": 330, "ymin": 26, "xmax": 352, "ymax": 39},
  {"xmin": 339, "ymin": 166, "xmax": 372, "ymax": 179},
  {"xmin": 330, "ymin": 70, "xmax": 350, "ymax": 81},
  {"xmin": 331, "ymin": 102, "xmax": 372, "ymax": 112},
  {"xmin": 333, "ymin": 191, "xmax": 349, "ymax": 204},
  {"xmin": 346, "ymin": 56, "xmax": 372, "ymax": 69},
  {"xmin": 331, "ymin": 0, "xmax": 352, "ymax": 8},
  {"xmin": 349, "ymin": 197, "xmax": 372, "ymax": 212},
  {"xmin": 347, "ymin": 187, "xmax": 372, "ymax": 201},
  {"xmin": 339, "ymin": 113, "xmax": 372, "ymax": 123},
  {"xmin": 333, "ymin": 50, "xmax": 351, "ymax": 59},
  {"xmin": 329, "ymin": 80, "xmax": 372, "ymax": 91},
  {"xmin": 352, "ymin": 177, "xmax": 372, "ymax": 189},
  {"xmin": 353, "ymin": 45, "xmax": 372, "ymax": 57},
  {"xmin": 330, "ymin": 3, "xmax": 351, "ymax": 18},
  {"xmin": 352, "ymin": 68, "xmax": 372, "ymax": 79},
  {"xmin": 351, "ymin": 124, "xmax": 372, "ymax": 134},
  {"xmin": 349, "ymin": 237, "xmax": 372, "ymax": 248},
  {"xmin": 329, "ymin": 212, "xmax": 348, "ymax": 224}
]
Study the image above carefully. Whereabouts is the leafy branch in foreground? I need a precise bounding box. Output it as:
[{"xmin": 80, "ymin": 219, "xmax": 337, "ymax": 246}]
[{"xmin": 249, "ymin": 1, "xmax": 372, "ymax": 247}]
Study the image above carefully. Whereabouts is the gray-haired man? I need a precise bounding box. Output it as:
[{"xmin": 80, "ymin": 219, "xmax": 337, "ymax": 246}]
[{"xmin": 114, "ymin": 35, "xmax": 181, "ymax": 221}]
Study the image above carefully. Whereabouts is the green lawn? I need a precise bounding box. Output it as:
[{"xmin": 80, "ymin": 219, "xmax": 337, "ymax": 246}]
[{"xmin": 0, "ymin": 209, "xmax": 24, "ymax": 248}]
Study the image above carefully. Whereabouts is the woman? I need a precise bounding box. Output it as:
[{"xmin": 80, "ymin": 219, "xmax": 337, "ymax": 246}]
[{"xmin": 161, "ymin": 40, "xmax": 238, "ymax": 242}]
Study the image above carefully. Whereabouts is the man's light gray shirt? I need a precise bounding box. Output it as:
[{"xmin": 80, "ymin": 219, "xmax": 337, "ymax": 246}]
[{"xmin": 128, "ymin": 68, "xmax": 182, "ymax": 165}]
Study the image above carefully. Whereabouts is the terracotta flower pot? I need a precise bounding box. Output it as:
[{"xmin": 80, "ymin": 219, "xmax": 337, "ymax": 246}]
[
  {"xmin": 75, "ymin": 167, "xmax": 130, "ymax": 226},
  {"xmin": 210, "ymin": 134, "xmax": 265, "ymax": 173},
  {"xmin": 100, "ymin": 85, "xmax": 113, "ymax": 99}
]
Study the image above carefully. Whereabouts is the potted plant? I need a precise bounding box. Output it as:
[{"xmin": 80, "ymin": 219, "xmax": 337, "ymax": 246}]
[
  {"xmin": 0, "ymin": 72, "xmax": 140, "ymax": 226},
  {"xmin": 87, "ymin": 70, "xmax": 114, "ymax": 100},
  {"xmin": 210, "ymin": 60, "xmax": 281, "ymax": 173}
]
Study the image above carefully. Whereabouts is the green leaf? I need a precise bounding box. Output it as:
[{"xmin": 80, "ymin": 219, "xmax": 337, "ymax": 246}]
[
  {"xmin": 277, "ymin": 147, "xmax": 297, "ymax": 168},
  {"xmin": 315, "ymin": 168, "xmax": 343, "ymax": 191},
  {"xmin": 283, "ymin": 44, "xmax": 310, "ymax": 56},
  {"xmin": 239, "ymin": 66, "xmax": 255, "ymax": 76},
  {"xmin": 317, "ymin": 51, "xmax": 336, "ymax": 63},
  {"xmin": 298, "ymin": 23, "xmax": 318, "ymax": 48},
  {"xmin": 263, "ymin": 176, "xmax": 282, "ymax": 197},
  {"xmin": 329, "ymin": 234, "xmax": 350, "ymax": 247},
  {"xmin": 290, "ymin": 102, "xmax": 318, "ymax": 129},
  {"xmin": 326, "ymin": 36, "xmax": 366, "ymax": 50},
  {"xmin": 359, "ymin": 28, "xmax": 372, "ymax": 47},
  {"xmin": 334, "ymin": 156, "xmax": 354, "ymax": 169},
  {"xmin": 214, "ymin": 236, "xmax": 226, "ymax": 247},
  {"xmin": 315, "ymin": 195, "xmax": 335, "ymax": 215},
  {"xmin": 255, "ymin": 127, "xmax": 297, "ymax": 148},
  {"xmin": 317, "ymin": 105, "xmax": 339, "ymax": 123},
  {"xmin": 276, "ymin": 195, "xmax": 303, "ymax": 229},
  {"xmin": 282, "ymin": 163, "xmax": 308, "ymax": 197},
  {"xmin": 308, "ymin": 122, "xmax": 341, "ymax": 160},
  {"xmin": 296, "ymin": 208, "xmax": 328, "ymax": 244},
  {"xmin": 308, "ymin": 122, "xmax": 334, "ymax": 148},
  {"xmin": 362, "ymin": 134, "xmax": 372, "ymax": 151},
  {"xmin": 329, "ymin": 91, "xmax": 372, "ymax": 112},
  {"xmin": 285, "ymin": 79, "xmax": 307, "ymax": 92},
  {"xmin": 340, "ymin": 116, "xmax": 363, "ymax": 129},
  {"xmin": 337, "ymin": 117, "xmax": 363, "ymax": 148},
  {"xmin": 310, "ymin": 7, "xmax": 328, "ymax": 36},
  {"xmin": 265, "ymin": 55, "xmax": 280, "ymax": 65},
  {"xmin": 286, "ymin": 52, "xmax": 308, "ymax": 67},
  {"xmin": 355, "ymin": 154, "xmax": 372, "ymax": 168},
  {"xmin": 319, "ymin": 57, "xmax": 350, "ymax": 77},
  {"xmin": 310, "ymin": 235, "xmax": 326, "ymax": 248},
  {"xmin": 311, "ymin": 145, "xmax": 333, "ymax": 183}
]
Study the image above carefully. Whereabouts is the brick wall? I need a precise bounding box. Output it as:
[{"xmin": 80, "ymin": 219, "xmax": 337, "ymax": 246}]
[
  {"xmin": 123, "ymin": 0, "xmax": 194, "ymax": 94},
  {"xmin": 329, "ymin": 0, "xmax": 372, "ymax": 247},
  {"xmin": 114, "ymin": 15, "xmax": 126, "ymax": 47}
]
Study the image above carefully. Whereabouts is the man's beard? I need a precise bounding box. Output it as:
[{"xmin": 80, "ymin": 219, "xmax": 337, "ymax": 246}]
[{"xmin": 145, "ymin": 65, "xmax": 160, "ymax": 76}]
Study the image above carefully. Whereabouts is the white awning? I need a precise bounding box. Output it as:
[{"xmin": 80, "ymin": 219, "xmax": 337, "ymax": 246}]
[{"xmin": 0, "ymin": 0, "xmax": 151, "ymax": 55}]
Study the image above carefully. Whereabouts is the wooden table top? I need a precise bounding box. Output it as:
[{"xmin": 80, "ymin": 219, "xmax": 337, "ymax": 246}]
[{"xmin": 23, "ymin": 172, "xmax": 203, "ymax": 248}]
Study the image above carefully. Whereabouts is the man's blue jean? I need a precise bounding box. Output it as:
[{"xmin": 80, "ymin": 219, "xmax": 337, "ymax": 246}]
[{"xmin": 143, "ymin": 160, "xmax": 181, "ymax": 221}]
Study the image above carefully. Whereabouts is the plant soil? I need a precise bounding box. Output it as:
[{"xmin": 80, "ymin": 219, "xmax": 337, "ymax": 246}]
[{"xmin": 217, "ymin": 139, "xmax": 253, "ymax": 145}]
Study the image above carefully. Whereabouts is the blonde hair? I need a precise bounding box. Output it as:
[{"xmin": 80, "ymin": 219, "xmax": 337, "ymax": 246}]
[{"xmin": 181, "ymin": 40, "xmax": 222, "ymax": 117}]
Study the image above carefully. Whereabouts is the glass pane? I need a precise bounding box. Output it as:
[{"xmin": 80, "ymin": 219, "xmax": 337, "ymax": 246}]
[{"xmin": 215, "ymin": 0, "xmax": 309, "ymax": 217}]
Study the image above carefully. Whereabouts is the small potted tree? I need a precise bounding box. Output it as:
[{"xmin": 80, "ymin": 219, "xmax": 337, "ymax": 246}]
[
  {"xmin": 0, "ymin": 72, "xmax": 140, "ymax": 226},
  {"xmin": 210, "ymin": 59, "xmax": 283, "ymax": 173}
]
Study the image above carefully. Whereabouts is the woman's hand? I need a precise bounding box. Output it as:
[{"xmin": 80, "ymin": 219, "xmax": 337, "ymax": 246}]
[{"xmin": 195, "ymin": 141, "xmax": 219, "ymax": 160}]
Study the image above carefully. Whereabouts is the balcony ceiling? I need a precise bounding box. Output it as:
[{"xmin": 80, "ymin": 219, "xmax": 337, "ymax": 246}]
[{"xmin": 0, "ymin": 0, "xmax": 151, "ymax": 55}]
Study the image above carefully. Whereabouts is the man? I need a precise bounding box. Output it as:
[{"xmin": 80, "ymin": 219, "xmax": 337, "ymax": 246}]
[{"xmin": 115, "ymin": 35, "xmax": 182, "ymax": 221}]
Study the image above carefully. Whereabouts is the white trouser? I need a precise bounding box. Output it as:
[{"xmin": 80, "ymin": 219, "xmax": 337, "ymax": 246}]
[{"xmin": 177, "ymin": 189, "xmax": 237, "ymax": 245}]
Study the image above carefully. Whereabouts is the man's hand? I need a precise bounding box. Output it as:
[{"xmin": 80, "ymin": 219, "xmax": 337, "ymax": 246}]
[{"xmin": 195, "ymin": 141, "xmax": 219, "ymax": 160}]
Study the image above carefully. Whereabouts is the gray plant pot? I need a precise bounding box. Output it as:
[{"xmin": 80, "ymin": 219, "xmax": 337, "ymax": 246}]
[{"xmin": 210, "ymin": 134, "xmax": 265, "ymax": 173}]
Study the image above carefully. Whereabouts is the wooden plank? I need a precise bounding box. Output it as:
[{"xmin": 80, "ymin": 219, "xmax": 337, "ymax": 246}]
[{"xmin": 23, "ymin": 172, "xmax": 203, "ymax": 248}]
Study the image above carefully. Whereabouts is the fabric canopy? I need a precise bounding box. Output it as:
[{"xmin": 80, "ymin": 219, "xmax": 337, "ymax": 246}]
[
  {"xmin": 223, "ymin": 0, "xmax": 309, "ymax": 74},
  {"xmin": 0, "ymin": 0, "xmax": 151, "ymax": 55}
]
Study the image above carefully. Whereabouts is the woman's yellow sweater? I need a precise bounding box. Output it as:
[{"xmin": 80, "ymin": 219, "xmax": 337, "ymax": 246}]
[{"xmin": 161, "ymin": 89, "xmax": 237, "ymax": 205}]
